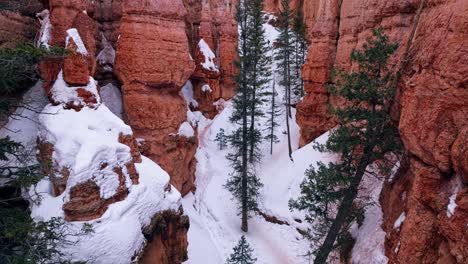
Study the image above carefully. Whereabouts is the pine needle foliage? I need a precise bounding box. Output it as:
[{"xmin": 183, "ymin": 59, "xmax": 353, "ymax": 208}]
[
  {"xmin": 289, "ymin": 28, "xmax": 402, "ymax": 263},
  {"xmin": 226, "ymin": 236, "xmax": 257, "ymax": 264}
]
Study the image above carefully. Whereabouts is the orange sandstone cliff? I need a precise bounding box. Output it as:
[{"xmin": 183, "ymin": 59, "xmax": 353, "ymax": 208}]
[{"xmin": 289, "ymin": 0, "xmax": 467, "ymax": 263}]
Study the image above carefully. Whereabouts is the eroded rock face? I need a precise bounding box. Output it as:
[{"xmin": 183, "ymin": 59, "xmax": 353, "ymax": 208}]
[
  {"xmin": 140, "ymin": 208, "xmax": 190, "ymax": 264},
  {"xmin": 0, "ymin": 10, "xmax": 37, "ymax": 48},
  {"xmin": 295, "ymin": 0, "xmax": 467, "ymax": 262},
  {"xmin": 183, "ymin": 0, "xmax": 239, "ymax": 99}
]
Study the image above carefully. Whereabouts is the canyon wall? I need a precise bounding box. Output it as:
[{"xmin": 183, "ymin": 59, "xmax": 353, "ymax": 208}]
[
  {"xmin": 38, "ymin": 0, "xmax": 238, "ymax": 197},
  {"xmin": 294, "ymin": 0, "xmax": 467, "ymax": 263}
]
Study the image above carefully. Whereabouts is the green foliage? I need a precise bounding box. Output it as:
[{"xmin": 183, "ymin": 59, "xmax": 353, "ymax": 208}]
[
  {"xmin": 289, "ymin": 28, "xmax": 402, "ymax": 262},
  {"xmin": 273, "ymin": 0, "xmax": 295, "ymax": 158},
  {"xmin": 215, "ymin": 129, "xmax": 228, "ymax": 150},
  {"xmin": 0, "ymin": 208, "xmax": 93, "ymax": 264},
  {"xmin": 225, "ymin": 0, "xmax": 272, "ymax": 231},
  {"xmin": 264, "ymin": 80, "xmax": 281, "ymax": 154},
  {"xmin": 291, "ymin": 8, "xmax": 307, "ymax": 100},
  {"xmin": 0, "ymin": 43, "xmax": 68, "ymax": 94},
  {"xmin": 226, "ymin": 236, "xmax": 257, "ymax": 264}
]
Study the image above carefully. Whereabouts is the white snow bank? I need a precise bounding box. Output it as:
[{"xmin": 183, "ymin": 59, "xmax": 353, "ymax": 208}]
[
  {"xmin": 198, "ymin": 39, "xmax": 219, "ymax": 72},
  {"xmin": 31, "ymin": 156, "xmax": 182, "ymax": 263},
  {"xmin": 36, "ymin": 10, "xmax": 51, "ymax": 48},
  {"xmin": 393, "ymin": 212, "xmax": 406, "ymax": 230},
  {"xmin": 100, "ymin": 83, "xmax": 123, "ymax": 119},
  {"xmin": 178, "ymin": 121, "xmax": 195, "ymax": 138},
  {"xmin": 65, "ymin": 28, "xmax": 88, "ymax": 55},
  {"xmin": 50, "ymin": 70, "xmax": 100, "ymax": 108},
  {"xmin": 38, "ymin": 104, "xmax": 132, "ymax": 199}
]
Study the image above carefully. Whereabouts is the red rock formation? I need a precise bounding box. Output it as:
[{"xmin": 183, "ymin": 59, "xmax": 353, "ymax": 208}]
[
  {"xmin": 114, "ymin": 0, "xmax": 197, "ymax": 196},
  {"xmin": 140, "ymin": 209, "xmax": 190, "ymax": 264},
  {"xmin": 296, "ymin": 0, "xmax": 468, "ymax": 262},
  {"xmin": 183, "ymin": 0, "xmax": 239, "ymax": 99},
  {"xmin": 0, "ymin": 10, "xmax": 37, "ymax": 48},
  {"xmin": 191, "ymin": 39, "xmax": 222, "ymax": 118}
]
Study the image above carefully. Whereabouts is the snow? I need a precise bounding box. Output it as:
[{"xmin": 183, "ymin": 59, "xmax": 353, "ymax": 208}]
[
  {"xmin": 100, "ymin": 83, "xmax": 123, "ymax": 119},
  {"xmin": 1, "ymin": 82, "xmax": 182, "ymax": 263},
  {"xmin": 31, "ymin": 156, "xmax": 181, "ymax": 263},
  {"xmin": 182, "ymin": 14, "xmax": 336, "ymax": 264},
  {"xmin": 36, "ymin": 10, "xmax": 52, "ymax": 48},
  {"xmin": 198, "ymin": 39, "xmax": 219, "ymax": 72},
  {"xmin": 65, "ymin": 28, "xmax": 88, "ymax": 55},
  {"xmin": 447, "ymin": 186, "xmax": 459, "ymax": 218},
  {"xmin": 38, "ymin": 104, "xmax": 133, "ymax": 199},
  {"xmin": 50, "ymin": 70, "xmax": 100, "ymax": 108},
  {"xmin": 0, "ymin": 82, "xmax": 48, "ymax": 186},
  {"xmin": 350, "ymin": 164, "xmax": 390, "ymax": 264},
  {"xmin": 201, "ymin": 84, "xmax": 212, "ymax": 93},
  {"xmin": 393, "ymin": 212, "xmax": 406, "ymax": 230},
  {"xmin": 181, "ymin": 80, "xmax": 199, "ymax": 108},
  {"xmin": 178, "ymin": 121, "xmax": 195, "ymax": 138}
]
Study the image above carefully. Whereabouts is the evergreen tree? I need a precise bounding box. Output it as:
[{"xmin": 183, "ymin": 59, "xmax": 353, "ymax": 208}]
[
  {"xmin": 291, "ymin": 9, "xmax": 307, "ymax": 101},
  {"xmin": 226, "ymin": 236, "xmax": 257, "ymax": 264},
  {"xmin": 289, "ymin": 29, "xmax": 402, "ymax": 263},
  {"xmin": 245, "ymin": 0, "xmax": 272, "ymax": 163},
  {"xmin": 264, "ymin": 78, "xmax": 281, "ymax": 155},
  {"xmin": 274, "ymin": 0, "xmax": 294, "ymax": 159},
  {"xmin": 215, "ymin": 128, "xmax": 229, "ymax": 150},
  {"xmin": 225, "ymin": 1, "xmax": 263, "ymax": 232}
]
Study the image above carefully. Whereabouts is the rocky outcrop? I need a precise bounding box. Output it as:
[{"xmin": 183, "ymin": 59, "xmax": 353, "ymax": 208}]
[
  {"xmin": 114, "ymin": 0, "xmax": 198, "ymax": 196},
  {"xmin": 140, "ymin": 209, "xmax": 190, "ymax": 264},
  {"xmin": 183, "ymin": 0, "xmax": 238, "ymax": 100},
  {"xmin": 0, "ymin": 10, "xmax": 37, "ymax": 48},
  {"xmin": 295, "ymin": 0, "xmax": 467, "ymax": 262}
]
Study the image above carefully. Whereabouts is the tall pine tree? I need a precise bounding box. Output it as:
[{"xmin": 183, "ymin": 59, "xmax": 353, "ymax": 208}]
[
  {"xmin": 225, "ymin": 0, "xmax": 264, "ymax": 232},
  {"xmin": 274, "ymin": 0, "xmax": 294, "ymax": 159},
  {"xmin": 291, "ymin": 8, "xmax": 307, "ymax": 101},
  {"xmin": 226, "ymin": 236, "xmax": 257, "ymax": 264},
  {"xmin": 245, "ymin": 0, "xmax": 272, "ymax": 163},
  {"xmin": 289, "ymin": 29, "xmax": 402, "ymax": 263},
  {"xmin": 264, "ymin": 78, "xmax": 281, "ymax": 155}
]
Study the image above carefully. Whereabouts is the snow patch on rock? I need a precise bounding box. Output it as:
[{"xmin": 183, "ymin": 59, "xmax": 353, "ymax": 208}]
[
  {"xmin": 181, "ymin": 80, "xmax": 199, "ymax": 108},
  {"xmin": 394, "ymin": 212, "xmax": 406, "ymax": 230},
  {"xmin": 198, "ymin": 39, "xmax": 219, "ymax": 72},
  {"xmin": 38, "ymin": 104, "xmax": 132, "ymax": 199},
  {"xmin": 36, "ymin": 10, "xmax": 51, "ymax": 48},
  {"xmin": 447, "ymin": 186, "xmax": 459, "ymax": 218},
  {"xmin": 50, "ymin": 70, "xmax": 100, "ymax": 108},
  {"xmin": 178, "ymin": 122, "xmax": 195, "ymax": 138},
  {"xmin": 201, "ymin": 84, "xmax": 212, "ymax": 93},
  {"xmin": 66, "ymin": 28, "xmax": 88, "ymax": 55}
]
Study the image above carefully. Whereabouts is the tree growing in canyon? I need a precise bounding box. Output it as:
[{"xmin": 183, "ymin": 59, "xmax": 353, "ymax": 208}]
[
  {"xmin": 264, "ymin": 79, "xmax": 281, "ymax": 155},
  {"xmin": 225, "ymin": 0, "xmax": 264, "ymax": 232},
  {"xmin": 289, "ymin": 29, "xmax": 402, "ymax": 263},
  {"xmin": 274, "ymin": 0, "xmax": 294, "ymax": 159},
  {"xmin": 291, "ymin": 8, "xmax": 307, "ymax": 101},
  {"xmin": 245, "ymin": 0, "xmax": 272, "ymax": 163},
  {"xmin": 226, "ymin": 235, "xmax": 257, "ymax": 264},
  {"xmin": 215, "ymin": 128, "xmax": 228, "ymax": 150}
]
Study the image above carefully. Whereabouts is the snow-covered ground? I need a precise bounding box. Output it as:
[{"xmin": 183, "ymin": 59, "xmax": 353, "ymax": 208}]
[
  {"xmin": 182, "ymin": 14, "xmax": 389, "ymax": 264},
  {"xmin": 182, "ymin": 17, "xmax": 331, "ymax": 264}
]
